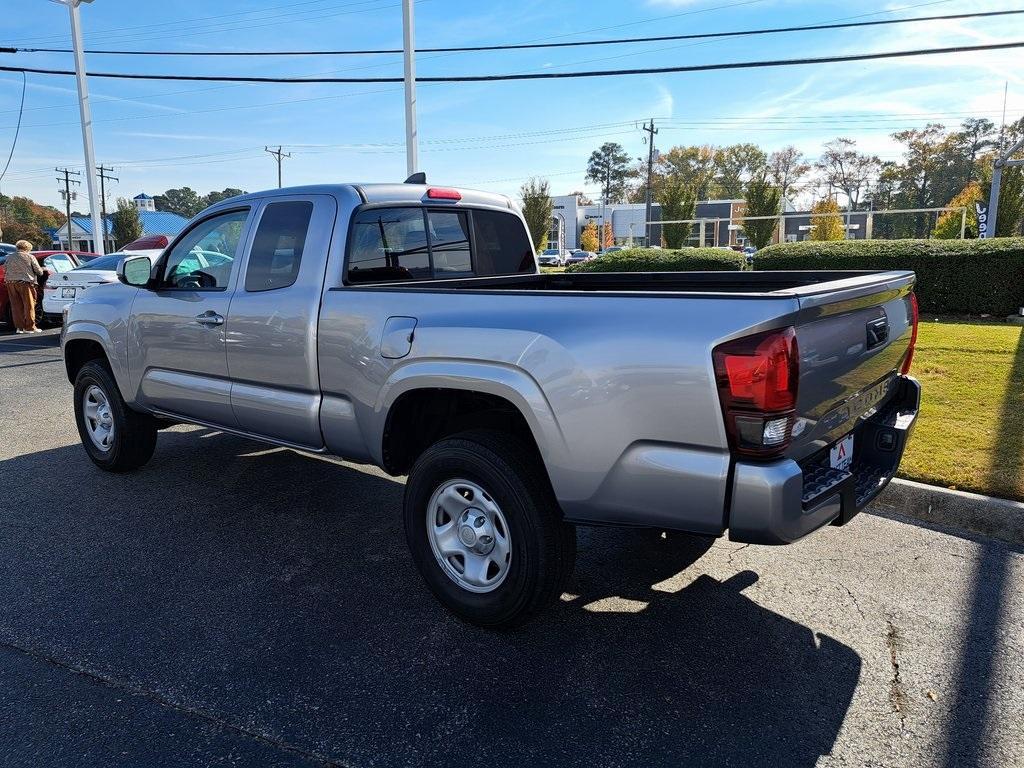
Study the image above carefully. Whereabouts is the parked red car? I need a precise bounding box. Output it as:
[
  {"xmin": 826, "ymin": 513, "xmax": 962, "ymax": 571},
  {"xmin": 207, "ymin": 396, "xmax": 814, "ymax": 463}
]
[{"xmin": 0, "ymin": 250, "xmax": 97, "ymax": 328}]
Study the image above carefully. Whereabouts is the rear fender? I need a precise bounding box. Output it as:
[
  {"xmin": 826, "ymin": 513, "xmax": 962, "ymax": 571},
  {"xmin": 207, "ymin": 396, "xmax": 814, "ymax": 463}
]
[{"xmin": 375, "ymin": 359, "xmax": 570, "ymax": 482}]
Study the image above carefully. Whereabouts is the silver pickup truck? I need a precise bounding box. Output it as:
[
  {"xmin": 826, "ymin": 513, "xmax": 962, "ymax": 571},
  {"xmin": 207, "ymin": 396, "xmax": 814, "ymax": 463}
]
[{"xmin": 62, "ymin": 182, "xmax": 920, "ymax": 627}]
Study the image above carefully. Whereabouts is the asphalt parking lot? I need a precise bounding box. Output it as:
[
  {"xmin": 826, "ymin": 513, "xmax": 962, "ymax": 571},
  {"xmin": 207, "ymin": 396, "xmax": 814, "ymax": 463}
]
[{"xmin": 0, "ymin": 329, "xmax": 1022, "ymax": 768}]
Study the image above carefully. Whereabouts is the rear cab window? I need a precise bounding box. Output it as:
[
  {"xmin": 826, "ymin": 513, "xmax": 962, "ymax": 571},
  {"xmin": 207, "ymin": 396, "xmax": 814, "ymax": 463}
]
[
  {"xmin": 245, "ymin": 201, "xmax": 313, "ymax": 292},
  {"xmin": 345, "ymin": 206, "xmax": 534, "ymax": 284}
]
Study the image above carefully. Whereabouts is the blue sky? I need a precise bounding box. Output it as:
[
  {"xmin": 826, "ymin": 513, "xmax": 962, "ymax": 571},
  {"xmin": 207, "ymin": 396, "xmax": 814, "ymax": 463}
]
[{"xmin": 1, "ymin": 0, "xmax": 1023, "ymax": 212}]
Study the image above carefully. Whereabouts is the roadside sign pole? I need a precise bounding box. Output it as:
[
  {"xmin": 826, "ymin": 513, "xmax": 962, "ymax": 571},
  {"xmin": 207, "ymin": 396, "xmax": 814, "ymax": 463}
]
[
  {"xmin": 63, "ymin": 0, "xmax": 105, "ymax": 255},
  {"xmin": 402, "ymin": 0, "xmax": 418, "ymax": 177},
  {"xmin": 987, "ymin": 132, "xmax": 1024, "ymax": 237}
]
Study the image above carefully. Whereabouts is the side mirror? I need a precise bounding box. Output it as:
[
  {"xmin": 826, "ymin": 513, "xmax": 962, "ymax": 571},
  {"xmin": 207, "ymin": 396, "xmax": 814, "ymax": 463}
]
[{"xmin": 118, "ymin": 255, "xmax": 153, "ymax": 287}]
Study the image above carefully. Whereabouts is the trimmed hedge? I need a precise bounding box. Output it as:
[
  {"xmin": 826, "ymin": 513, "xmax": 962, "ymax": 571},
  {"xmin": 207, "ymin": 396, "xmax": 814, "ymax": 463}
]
[
  {"xmin": 755, "ymin": 238, "xmax": 1024, "ymax": 316},
  {"xmin": 565, "ymin": 247, "xmax": 743, "ymax": 273}
]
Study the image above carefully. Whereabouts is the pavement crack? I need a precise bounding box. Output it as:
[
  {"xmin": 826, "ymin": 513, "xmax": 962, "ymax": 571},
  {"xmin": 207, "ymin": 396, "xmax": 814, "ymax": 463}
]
[
  {"xmin": 885, "ymin": 619, "xmax": 908, "ymax": 732},
  {"xmin": 839, "ymin": 583, "xmax": 866, "ymax": 620},
  {"xmin": 726, "ymin": 543, "xmax": 751, "ymax": 564},
  {"xmin": 0, "ymin": 638, "xmax": 351, "ymax": 767}
]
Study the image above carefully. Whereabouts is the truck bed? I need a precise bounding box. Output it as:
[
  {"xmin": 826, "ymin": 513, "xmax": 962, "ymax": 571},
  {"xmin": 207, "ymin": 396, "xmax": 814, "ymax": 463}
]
[{"xmin": 342, "ymin": 269, "xmax": 906, "ymax": 297}]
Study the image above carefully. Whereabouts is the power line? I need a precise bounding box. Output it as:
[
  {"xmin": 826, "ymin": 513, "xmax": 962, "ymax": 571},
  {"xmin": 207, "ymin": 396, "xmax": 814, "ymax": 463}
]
[
  {"xmin": 11, "ymin": 9, "xmax": 1020, "ymax": 57},
  {"xmin": 6, "ymin": 0, "xmax": 403, "ymax": 48},
  {"xmin": 2, "ymin": 40, "xmax": 1023, "ymax": 84},
  {"xmin": 0, "ymin": 71, "xmax": 26, "ymax": 186}
]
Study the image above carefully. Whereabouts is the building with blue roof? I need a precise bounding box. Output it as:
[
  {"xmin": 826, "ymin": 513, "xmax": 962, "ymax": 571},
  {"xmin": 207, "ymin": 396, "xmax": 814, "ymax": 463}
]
[{"xmin": 55, "ymin": 204, "xmax": 188, "ymax": 252}]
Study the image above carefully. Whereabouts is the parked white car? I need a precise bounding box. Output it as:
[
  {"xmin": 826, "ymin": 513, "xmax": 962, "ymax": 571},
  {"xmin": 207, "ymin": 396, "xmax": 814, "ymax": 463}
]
[
  {"xmin": 538, "ymin": 248, "xmax": 569, "ymax": 266},
  {"xmin": 42, "ymin": 251, "xmax": 159, "ymax": 322}
]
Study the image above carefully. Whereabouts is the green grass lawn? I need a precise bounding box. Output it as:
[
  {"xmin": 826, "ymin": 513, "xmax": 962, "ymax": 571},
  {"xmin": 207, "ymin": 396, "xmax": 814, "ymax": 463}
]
[{"xmin": 899, "ymin": 318, "xmax": 1024, "ymax": 501}]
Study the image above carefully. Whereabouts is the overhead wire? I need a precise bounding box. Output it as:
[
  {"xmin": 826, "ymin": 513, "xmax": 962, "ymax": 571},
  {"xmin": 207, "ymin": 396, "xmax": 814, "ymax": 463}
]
[
  {"xmin": 2, "ymin": 40, "xmax": 1023, "ymax": 84},
  {"xmin": 10, "ymin": 9, "xmax": 1019, "ymax": 57},
  {"xmin": 0, "ymin": 71, "xmax": 26, "ymax": 184}
]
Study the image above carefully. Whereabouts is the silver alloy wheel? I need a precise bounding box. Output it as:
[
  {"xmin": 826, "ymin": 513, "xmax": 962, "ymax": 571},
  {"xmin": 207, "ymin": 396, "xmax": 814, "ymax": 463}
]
[
  {"xmin": 426, "ymin": 479, "xmax": 512, "ymax": 593},
  {"xmin": 83, "ymin": 384, "xmax": 115, "ymax": 452}
]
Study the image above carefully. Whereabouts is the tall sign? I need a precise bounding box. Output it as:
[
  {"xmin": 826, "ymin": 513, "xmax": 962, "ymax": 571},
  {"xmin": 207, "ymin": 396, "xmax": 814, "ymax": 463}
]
[{"xmin": 976, "ymin": 201, "xmax": 989, "ymax": 239}]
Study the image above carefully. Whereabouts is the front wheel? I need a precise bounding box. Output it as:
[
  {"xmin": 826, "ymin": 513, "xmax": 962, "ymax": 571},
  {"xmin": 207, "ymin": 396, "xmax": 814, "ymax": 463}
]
[
  {"xmin": 404, "ymin": 429, "xmax": 576, "ymax": 629},
  {"xmin": 73, "ymin": 360, "xmax": 158, "ymax": 472}
]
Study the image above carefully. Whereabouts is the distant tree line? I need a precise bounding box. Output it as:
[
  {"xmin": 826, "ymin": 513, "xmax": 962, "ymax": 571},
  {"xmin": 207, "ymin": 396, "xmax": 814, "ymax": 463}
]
[
  {"xmin": 153, "ymin": 187, "xmax": 247, "ymax": 218},
  {"xmin": 567, "ymin": 116, "xmax": 1024, "ymax": 243}
]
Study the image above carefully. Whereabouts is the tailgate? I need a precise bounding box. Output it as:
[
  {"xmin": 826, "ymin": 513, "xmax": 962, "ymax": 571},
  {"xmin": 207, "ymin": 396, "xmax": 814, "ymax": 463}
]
[{"xmin": 787, "ymin": 271, "xmax": 915, "ymax": 461}]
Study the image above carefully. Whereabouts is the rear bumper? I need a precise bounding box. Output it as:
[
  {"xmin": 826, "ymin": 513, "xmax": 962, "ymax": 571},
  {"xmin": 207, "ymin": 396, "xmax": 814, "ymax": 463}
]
[{"xmin": 727, "ymin": 375, "xmax": 920, "ymax": 544}]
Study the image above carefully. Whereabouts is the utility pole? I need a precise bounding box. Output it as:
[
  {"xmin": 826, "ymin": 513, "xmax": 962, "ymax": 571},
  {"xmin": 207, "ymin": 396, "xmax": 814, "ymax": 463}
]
[
  {"xmin": 56, "ymin": 0, "xmax": 104, "ymax": 255},
  {"xmin": 56, "ymin": 168, "xmax": 81, "ymax": 249},
  {"xmin": 96, "ymin": 164, "xmax": 117, "ymax": 251},
  {"xmin": 264, "ymin": 146, "xmax": 291, "ymax": 188},
  {"xmin": 402, "ymin": 0, "xmax": 418, "ymax": 177},
  {"xmin": 986, "ymin": 130, "xmax": 1024, "ymax": 238},
  {"xmin": 642, "ymin": 118, "xmax": 658, "ymax": 247}
]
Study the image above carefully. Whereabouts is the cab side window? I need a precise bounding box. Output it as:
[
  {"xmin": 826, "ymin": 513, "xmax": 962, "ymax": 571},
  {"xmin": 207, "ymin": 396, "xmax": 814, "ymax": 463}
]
[
  {"xmin": 245, "ymin": 201, "xmax": 313, "ymax": 292},
  {"xmin": 161, "ymin": 210, "xmax": 248, "ymax": 290}
]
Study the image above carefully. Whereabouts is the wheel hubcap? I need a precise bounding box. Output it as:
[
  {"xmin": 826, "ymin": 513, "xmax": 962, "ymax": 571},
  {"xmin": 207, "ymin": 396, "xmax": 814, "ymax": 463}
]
[
  {"xmin": 426, "ymin": 479, "xmax": 511, "ymax": 593},
  {"xmin": 83, "ymin": 384, "xmax": 115, "ymax": 451}
]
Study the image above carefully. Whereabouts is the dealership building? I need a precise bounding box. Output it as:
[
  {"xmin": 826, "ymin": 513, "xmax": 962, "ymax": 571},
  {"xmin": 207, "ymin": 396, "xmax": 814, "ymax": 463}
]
[
  {"xmin": 549, "ymin": 196, "xmax": 662, "ymax": 250},
  {"xmin": 547, "ymin": 194, "xmax": 820, "ymax": 250}
]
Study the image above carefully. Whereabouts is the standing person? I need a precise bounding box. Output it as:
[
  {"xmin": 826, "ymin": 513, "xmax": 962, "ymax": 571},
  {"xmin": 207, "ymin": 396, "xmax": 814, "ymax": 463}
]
[{"xmin": 4, "ymin": 240, "xmax": 44, "ymax": 334}]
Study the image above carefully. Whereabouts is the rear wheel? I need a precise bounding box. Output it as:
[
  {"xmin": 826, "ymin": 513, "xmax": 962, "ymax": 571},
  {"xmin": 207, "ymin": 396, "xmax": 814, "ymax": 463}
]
[
  {"xmin": 404, "ymin": 429, "xmax": 576, "ymax": 628},
  {"xmin": 73, "ymin": 360, "xmax": 158, "ymax": 472}
]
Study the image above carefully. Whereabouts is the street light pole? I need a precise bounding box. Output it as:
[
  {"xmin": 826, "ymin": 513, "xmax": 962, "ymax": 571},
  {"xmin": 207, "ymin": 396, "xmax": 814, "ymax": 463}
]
[
  {"xmin": 983, "ymin": 133, "xmax": 1024, "ymax": 237},
  {"xmin": 402, "ymin": 0, "xmax": 418, "ymax": 178},
  {"xmin": 59, "ymin": 0, "xmax": 104, "ymax": 255},
  {"xmin": 986, "ymin": 133, "xmax": 1024, "ymax": 238}
]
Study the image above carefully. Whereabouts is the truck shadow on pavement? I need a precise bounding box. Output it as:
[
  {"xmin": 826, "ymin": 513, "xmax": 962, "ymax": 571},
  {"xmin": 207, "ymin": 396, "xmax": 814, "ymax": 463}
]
[{"xmin": 0, "ymin": 428, "xmax": 862, "ymax": 768}]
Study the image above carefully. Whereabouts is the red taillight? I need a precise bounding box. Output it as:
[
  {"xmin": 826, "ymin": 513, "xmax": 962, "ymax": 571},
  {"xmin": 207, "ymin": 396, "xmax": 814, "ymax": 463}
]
[
  {"xmin": 426, "ymin": 187, "xmax": 461, "ymax": 200},
  {"xmin": 713, "ymin": 327, "xmax": 799, "ymax": 458},
  {"xmin": 900, "ymin": 292, "xmax": 918, "ymax": 375}
]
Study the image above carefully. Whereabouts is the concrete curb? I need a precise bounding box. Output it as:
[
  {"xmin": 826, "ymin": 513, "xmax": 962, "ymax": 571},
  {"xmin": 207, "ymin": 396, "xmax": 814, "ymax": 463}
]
[{"xmin": 869, "ymin": 478, "xmax": 1024, "ymax": 546}]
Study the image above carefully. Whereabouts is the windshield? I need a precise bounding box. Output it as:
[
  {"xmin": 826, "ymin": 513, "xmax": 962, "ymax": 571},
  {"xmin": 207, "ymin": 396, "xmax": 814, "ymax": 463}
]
[
  {"xmin": 542, "ymin": 250, "xmax": 559, "ymax": 255},
  {"xmin": 75, "ymin": 253, "xmax": 124, "ymax": 272}
]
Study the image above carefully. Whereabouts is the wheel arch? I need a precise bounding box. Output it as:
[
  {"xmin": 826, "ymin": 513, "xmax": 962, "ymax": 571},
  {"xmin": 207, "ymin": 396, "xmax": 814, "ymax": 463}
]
[
  {"xmin": 62, "ymin": 324, "xmax": 130, "ymax": 398},
  {"xmin": 376, "ymin": 361, "xmax": 568, "ymax": 480}
]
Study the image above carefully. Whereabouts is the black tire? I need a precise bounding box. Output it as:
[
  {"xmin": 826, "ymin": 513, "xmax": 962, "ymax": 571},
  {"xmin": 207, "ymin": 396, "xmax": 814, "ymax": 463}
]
[
  {"xmin": 404, "ymin": 429, "xmax": 576, "ymax": 629},
  {"xmin": 73, "ymin": 360, "xmax": 158, "ymax": 472},
  {"xmin": 1, "ymin": 301, "xmax": 11, "ymax": 329}
]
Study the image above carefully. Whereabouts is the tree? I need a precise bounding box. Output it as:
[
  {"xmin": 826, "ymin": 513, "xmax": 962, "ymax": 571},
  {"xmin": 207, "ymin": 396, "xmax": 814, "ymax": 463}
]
[
  {"xmin": 808, "ymin": 197, "xmax": 845, "ymax": 241},
  {"xmin": 742, "ymin": 176, "xmax": 781, "ymax": 249},
  {"xmin": 519, "ymin": 177, "xmax": 553, "ymax": 253},
  {"xmin": 580, "ymin": 220, "xmax": 599, "ymax": 252},
  {"xmin": 953, "ymin": 118, "xmax": 997, "ymax": 186},
  {"xmin": 602, "ymin": 221, "xmax": 614, "ymax": 249},
  {"xmin": 887, "ymin": 124, "xmax": 948, "ymax": 237},
  {"xmin": 203, "ymin": 188, "xmax": 246, "ymax": 207},
  {"xmin": 566, "ymin": 190, "xmax": 593, "ymax": 205},
  {"xmin": 658, "ymin": 177, "xmax": 695, "ymax": 248},
  {"xmin": 655, "ymin": 145, "xmax": 717, "ymax": 200},
  {"xmin": 817, "ymin": 138, "xmax": 881, "ymax": 216},
  {"xmin": 713, "ymin": 143, "xmax": 767, "ymax": 198},
  {"xmin": 933, "ymin": 182, "xmax": 983, "ymax": 239},
  {"xmin": 767, "ymin": 146, "xmax": 811, "ymax": 199},
  {"xmin": 154, "ymin": 187, "xmax": 204, "ymax": 218},
  {"xmin": 111, "ymin": 197, "xmax": 143, "ymax": 248},
  {"xmin": 0, "ymin": 221, "xmax": 48, "ymax": 247},
  {"xmin": 586, "ymin": 142, "xmax": 633, "ymax": 204}
]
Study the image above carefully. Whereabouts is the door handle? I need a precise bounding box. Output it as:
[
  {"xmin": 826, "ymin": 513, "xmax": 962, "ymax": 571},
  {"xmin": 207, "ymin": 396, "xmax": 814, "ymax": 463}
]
[{"xmin": 195, "ymin": 312, "xmax": 224, "ymax": 326}]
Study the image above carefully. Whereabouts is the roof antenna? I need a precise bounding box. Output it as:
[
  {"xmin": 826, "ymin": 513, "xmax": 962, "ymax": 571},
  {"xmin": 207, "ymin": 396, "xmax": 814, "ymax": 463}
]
[{"xmin": 404, "ymin": 171, "xmax": 426, "ymax": 184}]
